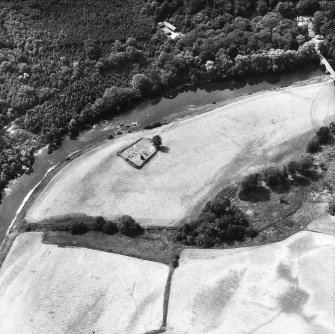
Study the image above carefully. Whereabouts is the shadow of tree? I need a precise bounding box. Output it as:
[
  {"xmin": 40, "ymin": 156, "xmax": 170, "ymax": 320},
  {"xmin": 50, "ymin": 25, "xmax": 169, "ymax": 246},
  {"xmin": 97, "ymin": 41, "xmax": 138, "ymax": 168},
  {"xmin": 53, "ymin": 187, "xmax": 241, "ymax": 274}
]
[
  {"xmin": 159, "ymin": 145, "xmax": 170, "ymax": 153},
  {"xmin": 301, "ymin": 170, "xmax": 321, "ymax": 181},
  {"xmin": 239, "ymin": 187, "xmax": 271, "ymax": 202},
  {"xmin": 270, "ymin": 179, "xmax": 291, "ymax": 194},
  {"xmin": 291, "ymin": 175, "xmax": 310, "ymax": 187}
]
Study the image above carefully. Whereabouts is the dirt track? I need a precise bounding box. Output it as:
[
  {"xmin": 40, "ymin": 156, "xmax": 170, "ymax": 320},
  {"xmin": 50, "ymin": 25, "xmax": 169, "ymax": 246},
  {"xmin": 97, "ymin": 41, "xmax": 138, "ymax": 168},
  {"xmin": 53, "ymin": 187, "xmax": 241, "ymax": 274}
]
[{"xmin": 25, "ymin": 80, "xmax": 335, "ymax": 226}]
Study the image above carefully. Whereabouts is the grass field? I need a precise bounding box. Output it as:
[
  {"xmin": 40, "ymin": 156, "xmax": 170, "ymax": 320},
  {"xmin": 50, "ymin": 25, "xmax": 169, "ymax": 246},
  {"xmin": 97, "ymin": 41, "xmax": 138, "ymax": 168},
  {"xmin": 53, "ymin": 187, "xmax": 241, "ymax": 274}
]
[
  {"xmin": 25, "ymin": 80, "xmax": 335, "ymax": 226},
  {"xmin": 166, "ymin": 231, "xmax": 335, "ymax": 334},
  {"xmin": 0, "ymin": 232, "xmax": 169, "ymax": 334}
]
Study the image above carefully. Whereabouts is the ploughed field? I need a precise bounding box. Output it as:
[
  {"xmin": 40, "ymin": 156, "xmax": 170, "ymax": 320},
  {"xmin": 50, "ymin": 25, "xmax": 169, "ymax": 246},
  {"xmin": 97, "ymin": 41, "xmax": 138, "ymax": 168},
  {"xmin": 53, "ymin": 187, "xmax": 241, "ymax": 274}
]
[
  {"xmin": 0, "ymin": 233, "xmax": 169, "ymax": 334},
  {"xmin": 25, "ymin": 80, "xmax": 335, "ymax": 226},
  {"xmin": 166, "ymin": 231, "xmax": 335, "ymax": 334}
]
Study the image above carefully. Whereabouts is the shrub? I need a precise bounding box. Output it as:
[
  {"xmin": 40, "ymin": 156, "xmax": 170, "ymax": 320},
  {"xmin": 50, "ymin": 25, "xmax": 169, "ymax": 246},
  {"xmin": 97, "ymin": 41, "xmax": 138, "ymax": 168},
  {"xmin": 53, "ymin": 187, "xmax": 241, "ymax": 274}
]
[
  {"xmin": 227, "ymin": 224, "xmax": 246, "ymax": 241},
  {"xmin": 94, "ymin": 216, "xmax": 105, "ymax": 231},
  {"xmin": 117, "ymin": 215, "xmax": 143, "ymax": 237},
  {"xmin": 108, "ymin": 52, "xmax": 127, "ymax": 67},
  {"xmin": 287, "ymin": 160, "xmax": 299, "ymax": 175},
  {"xmin": 125, "ymin": 46, "xmax": 142, "ymax": 62},
  {"xmin": 298, "ymin": 155, "xmax": 314, "ymax": 176},
  {"xmin": 171, "ymin": 254, "xmax": 180, "ymax": 268},
  {"xmin": 245, "ymin": 227, "xmax": 258, "ymax": 238},
  {"xmin": 131, "ymin": 73, "xmax": 152, "ymax": 96},
  {"xmin": 316, "ymin": 126, "xmax": 331, "ymax": 145},
  {"xmin": 152, "ymin": 135, "xmax": 162, "ymax": 148},
  {"xmin": 125, "ymin": 37, "xmax": 138, "ymax": 47},
  {"xmin": 240, "ymin": 173, "xmax": 260, "ymax": 194},
  {"xmin": 102, "ymin": 220, "xmax": 118, "ymax": 235},
  {"xmin": 208, "ymin": 197, "xmax": 230, "ymax": 215},
  {"xmin": 329, "ymin": 122, "xmax": 335, "ymax": 135},
  {"xmin": 0, "ymin": 178, "xmax": 8, "ymax": 191},
  {"xmin": 83, "ymin": 39, "xmax": 100, "ymax": 60},
  {"xmin": 70, "ymin": 222, "xmax": 87, "ymax": 235},
  {"xmin": 182, "ymin": 223, "xmax": 192, "ymax": 234},
  {"xmin": 261, "ymin": 167, "xmax": 283, "ymax": 187},
  {"xmin": 144, "ymin": 121, "xmax": 162, "ymax": 129},
  {"xmin": 175, "ymin": 191, "xmax": 257, "ymax": 248},
  {"xmin": 329, "ymin": 203, "xmax": 335, "ymax": 216},
  {"xmin": 306, "ymin": 136, "xmax": 320, "ymax": 153}
]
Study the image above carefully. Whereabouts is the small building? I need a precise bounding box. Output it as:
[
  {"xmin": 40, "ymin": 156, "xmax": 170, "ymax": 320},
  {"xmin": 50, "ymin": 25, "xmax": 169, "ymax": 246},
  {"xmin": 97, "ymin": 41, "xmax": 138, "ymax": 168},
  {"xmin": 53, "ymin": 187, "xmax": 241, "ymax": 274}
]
[
  {"xmin": 296, "ymin": 16, "xmax": 314, "ymax": 38},
  {"xmin": 158, "ymin": 21, "xmax": 182, "ymax": 40},
  {"xmin": 163, "ymin": 21, "xmax": 176, "ymax": 32}
]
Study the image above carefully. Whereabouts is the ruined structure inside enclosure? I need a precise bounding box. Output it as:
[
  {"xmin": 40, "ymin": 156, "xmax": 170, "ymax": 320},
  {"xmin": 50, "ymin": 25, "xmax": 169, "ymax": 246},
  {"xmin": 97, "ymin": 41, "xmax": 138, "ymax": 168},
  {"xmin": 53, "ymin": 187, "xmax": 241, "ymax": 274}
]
[{"xmin": 118, "ymin": 137, "xmax": 157, "ymax": 168}]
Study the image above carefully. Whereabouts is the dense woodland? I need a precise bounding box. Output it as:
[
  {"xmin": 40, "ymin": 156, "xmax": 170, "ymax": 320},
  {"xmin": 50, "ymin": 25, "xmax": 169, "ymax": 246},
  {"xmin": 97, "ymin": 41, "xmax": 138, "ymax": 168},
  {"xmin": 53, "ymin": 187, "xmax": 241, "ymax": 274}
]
[{"xmin": 0, "ymin": 0, "xmax": 335, "ymax": 200}]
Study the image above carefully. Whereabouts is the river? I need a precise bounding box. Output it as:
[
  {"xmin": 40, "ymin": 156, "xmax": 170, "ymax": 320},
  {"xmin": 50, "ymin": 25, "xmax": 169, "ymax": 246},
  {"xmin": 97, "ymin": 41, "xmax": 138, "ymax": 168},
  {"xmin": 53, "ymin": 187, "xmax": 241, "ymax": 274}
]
[{"xmin": 0, "ymin": 66, "xmax": 324, "ymax": 243}]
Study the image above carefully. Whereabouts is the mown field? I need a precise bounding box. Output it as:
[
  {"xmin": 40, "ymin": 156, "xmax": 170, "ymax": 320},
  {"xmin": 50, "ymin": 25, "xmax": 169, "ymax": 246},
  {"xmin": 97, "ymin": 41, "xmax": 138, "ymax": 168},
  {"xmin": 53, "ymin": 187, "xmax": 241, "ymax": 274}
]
[
  {"xmin": 166, "ymin": 231, "xmax": 335, "ymax": 334},
  {"xmin": 0, "ymin": 232, "xmax": 169, "ymax": 334}
]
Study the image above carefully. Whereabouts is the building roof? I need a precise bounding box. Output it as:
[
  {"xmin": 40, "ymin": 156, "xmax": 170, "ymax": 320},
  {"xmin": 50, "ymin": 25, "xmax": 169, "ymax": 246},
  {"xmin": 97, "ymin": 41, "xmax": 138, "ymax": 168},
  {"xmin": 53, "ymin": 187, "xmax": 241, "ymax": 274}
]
[{"xmin": 163, "ymin": 21, "xmax": 176, "ymax": 31}]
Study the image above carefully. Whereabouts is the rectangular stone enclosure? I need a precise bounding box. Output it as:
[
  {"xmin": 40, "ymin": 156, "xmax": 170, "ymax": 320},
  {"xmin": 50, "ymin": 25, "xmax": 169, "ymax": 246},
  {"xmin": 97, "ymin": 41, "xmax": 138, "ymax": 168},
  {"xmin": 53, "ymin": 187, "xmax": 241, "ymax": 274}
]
[{"xmin": 117, "ymin": 137, "xmax": 157, "ymax": 168}]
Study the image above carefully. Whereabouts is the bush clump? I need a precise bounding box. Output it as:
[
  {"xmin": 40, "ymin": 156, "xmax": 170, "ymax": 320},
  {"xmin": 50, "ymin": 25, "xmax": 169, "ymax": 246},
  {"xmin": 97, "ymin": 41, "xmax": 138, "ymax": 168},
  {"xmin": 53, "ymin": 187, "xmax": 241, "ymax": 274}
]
[
  {"xmin": 152, "ymin": 135, "xmax": 162, "ymax": 149},
  {"xmin": 93, "ymin": 216, "xmax": 105, "ymax": 231},
  {"xmin": 306, "ymin": 136, "xmax": 320, "ymax": 153},
  {"xmin": 261, "ymin": 167, "xmax": 285, "ymax": 188},
  {"xmin": 171, "ymin": 254, "xmax": 180, "ymax": 268},
  {"xmin": 298, "ymin": 154, "xmax": 314, "ymax": 176},
  {"xmin": 329, "ymin": 203, "xmax": 335, "ymax": 216},
  {"xmin": 70, "ymin": 222, "xmax": 88, "ymax": 235},
  {"xmin": 144, "ymin": 121, "xmax": 162, "ymax": 130},
  {"xmin": 239, "ymin": 173, "xmax": 261, "ymax": 194},
  {"xmin": 316, "ymin": 126, "xmax": 331, "ymax": 145},
  {"xmin": 287, "ymin": 160, "xmax": 299, "ymax": 175},
  {"xmin": 117, "ymin": 215, "xmax": 143, "ymax": 237},
  {"xmin": 102, "ymin": 220, "xmax": 118, "ymax": 235},
  {"xmin": 175, "ymin": 195, "xmax": 257, "ymax": 248},
  {"xmin": 131, "ymin": 73, "xmax": 152, "ymax": 96},
  {"xmin": 329, "ymin": 122, "xmax": 335, "ymax": 135}
]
